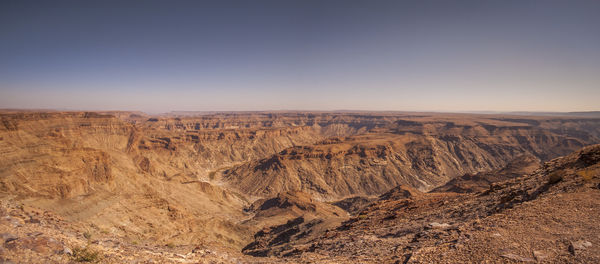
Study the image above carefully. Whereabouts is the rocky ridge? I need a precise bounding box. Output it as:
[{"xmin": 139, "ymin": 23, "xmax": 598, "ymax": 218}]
[{"xmin": 248, "ymin": 144, "xmax": 600, "ymax": 263}]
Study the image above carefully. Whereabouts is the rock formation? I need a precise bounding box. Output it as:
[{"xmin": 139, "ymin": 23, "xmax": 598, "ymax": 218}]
[{"xmin": 1, "ymin": 111, "xmax": 599, "ymax": 263}]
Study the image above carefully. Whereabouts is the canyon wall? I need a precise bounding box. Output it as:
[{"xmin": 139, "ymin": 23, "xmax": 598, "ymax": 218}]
[{"xmin": 1, "ymin": 111, "xmax": 599, "ymax": 249}]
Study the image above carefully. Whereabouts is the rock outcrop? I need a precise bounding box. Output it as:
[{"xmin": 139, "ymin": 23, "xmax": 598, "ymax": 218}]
[
  {"xmin": 248, "ymin": 144, "xmax": 600, "ymax": 263},
  {"xmin": 431, "ymin": 153, "xmax": 541, "ymax": 193}
]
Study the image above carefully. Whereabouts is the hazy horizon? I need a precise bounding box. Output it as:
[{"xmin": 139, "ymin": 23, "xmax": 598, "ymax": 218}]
[{"xmin": 2, "ymin": 0, "xmax": 599, "ymax": 113}]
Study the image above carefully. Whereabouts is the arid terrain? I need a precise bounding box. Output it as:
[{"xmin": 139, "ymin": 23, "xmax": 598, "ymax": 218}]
[{"xmin": 1, "ymin": 110, "xmax": 600, "ymax": 263}]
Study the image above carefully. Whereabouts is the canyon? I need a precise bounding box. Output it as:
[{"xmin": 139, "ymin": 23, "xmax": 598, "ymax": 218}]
[{"xmin": 1, "ymin": 110, "xmax": 600, "ymax": 263}]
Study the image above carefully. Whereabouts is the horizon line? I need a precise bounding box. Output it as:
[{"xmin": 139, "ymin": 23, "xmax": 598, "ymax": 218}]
[{"xmin": 1, "ymin": 108, "xmax": 599, "ymax": 116}]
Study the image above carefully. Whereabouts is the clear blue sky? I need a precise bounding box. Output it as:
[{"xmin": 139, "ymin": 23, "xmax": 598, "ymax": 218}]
[{"xmin": 1, "ymin": 0, "xmax": 599, "ymax": 112}]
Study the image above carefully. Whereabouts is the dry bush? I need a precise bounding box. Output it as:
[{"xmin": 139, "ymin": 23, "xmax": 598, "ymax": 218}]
[
  {"xmin": 577, "ymin": 168, "xmax": 598, "ymax": 181},
  {"xmin": 547, "ymin": 171, "xmax": 563, "ymax": 184},
  {"xmin": 71, "ymin": 246, "xmax": 101, "ymax": 263}
]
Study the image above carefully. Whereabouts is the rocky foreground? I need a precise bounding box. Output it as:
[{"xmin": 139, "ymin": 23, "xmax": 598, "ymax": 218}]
[
  {"xmin": 0, "ymin": 200, "xmax": 262, "ymax": 263},
  {"xmin": 246, "ymin": 144, "xmax": 600, "ymax": 263}
]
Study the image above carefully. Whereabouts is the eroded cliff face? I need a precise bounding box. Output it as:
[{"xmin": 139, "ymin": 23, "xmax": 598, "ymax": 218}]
[
  {"xmin": 123, "ymin": 112, "xmax": 384, "ymax": 184},
  {"xmin": 0, "ymin": 111, "xmax": 599, "ymax": 254},
  {"xmin": 0, "ymin": 112, "xmax": 372, "ymax": 198},
  {"xmin": 248, "ymin": 145, "xmax": 600, "ymax": 263},
  {"xmin": 223, "ymin": 117, "xmax": 591, "ymax": 199},
  {"xmin": 0, "ymin": 111, "xmax": 381, "ymax": 249},
  {"xmin": 0, "ymin": 112, "xmax": 129, "ymax": 198},
  {"xmin": 431, "ymin": 154, "xmax": 541, "ymax": 193}
]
